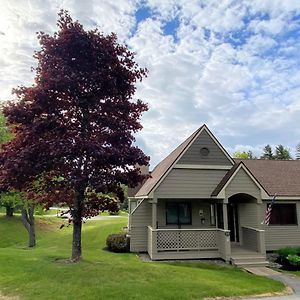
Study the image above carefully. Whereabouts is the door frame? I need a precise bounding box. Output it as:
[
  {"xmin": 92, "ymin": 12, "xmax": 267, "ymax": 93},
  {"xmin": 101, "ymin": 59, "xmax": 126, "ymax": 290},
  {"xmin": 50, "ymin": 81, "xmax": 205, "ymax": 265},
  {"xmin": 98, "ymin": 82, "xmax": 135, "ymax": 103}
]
[{"xmin": 228, "ymin": 203, "xmax": 239, "ymax": 242}]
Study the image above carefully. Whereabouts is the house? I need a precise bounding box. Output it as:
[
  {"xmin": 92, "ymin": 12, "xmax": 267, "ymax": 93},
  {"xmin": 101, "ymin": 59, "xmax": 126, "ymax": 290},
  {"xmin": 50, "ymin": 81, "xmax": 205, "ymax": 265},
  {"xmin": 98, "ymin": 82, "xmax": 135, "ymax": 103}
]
[{"xmin": 128, "ymin": 124, "xmax": 300, "ymax": 267}]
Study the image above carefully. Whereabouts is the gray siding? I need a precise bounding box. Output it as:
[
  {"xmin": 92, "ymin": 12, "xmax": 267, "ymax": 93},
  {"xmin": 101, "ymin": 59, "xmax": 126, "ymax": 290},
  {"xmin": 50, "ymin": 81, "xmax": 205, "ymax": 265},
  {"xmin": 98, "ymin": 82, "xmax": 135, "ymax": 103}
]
[
  {"xmin": 262, "ymin": 201, "xmax": 300, "ymax": 250},
  {"xmin": 178, "ymin": 130, "xmax": 232, "ymax": 165},
  {"xmin": 238, "ymin": 202, "xmax": 260, "ymax": 244},
  {"xmin": 225, "ymin": 168, "xmax": 261, "ymax": 199},
  {"xmin": 156, "ymin": 169, "xmax": 227, "ymax": 198},
  {"xmin": 157, "ymin": 199, "xmax": 216, "ymax": 229},
  {"xmin": 238, "ymin": 202, "xmax": 259, "ymax": 228},
  {"xmin": 129, "ymin": 200, "xmax": 152, "ymax": 252}
]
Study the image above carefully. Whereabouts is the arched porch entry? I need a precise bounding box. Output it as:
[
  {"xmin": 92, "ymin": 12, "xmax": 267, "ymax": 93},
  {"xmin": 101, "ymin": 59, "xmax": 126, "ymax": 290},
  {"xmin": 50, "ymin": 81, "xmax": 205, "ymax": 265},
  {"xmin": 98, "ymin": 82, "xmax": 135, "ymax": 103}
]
[{"xmin": 227, "ymin": 193, "xmax": 258, "ymax": 244}]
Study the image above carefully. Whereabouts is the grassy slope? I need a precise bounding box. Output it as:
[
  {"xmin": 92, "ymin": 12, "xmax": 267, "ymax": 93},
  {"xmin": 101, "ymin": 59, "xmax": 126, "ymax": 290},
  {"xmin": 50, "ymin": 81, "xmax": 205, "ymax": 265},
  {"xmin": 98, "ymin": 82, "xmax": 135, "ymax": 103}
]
[{"xmin": 0, "ymin": 215, "xmax": 284, "ymax": 300}]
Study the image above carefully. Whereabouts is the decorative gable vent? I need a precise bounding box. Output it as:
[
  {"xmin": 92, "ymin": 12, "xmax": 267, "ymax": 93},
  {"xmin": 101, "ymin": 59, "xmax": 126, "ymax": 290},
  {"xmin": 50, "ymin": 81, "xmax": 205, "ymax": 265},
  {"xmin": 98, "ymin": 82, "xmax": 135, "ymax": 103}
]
[{"xmin": 200, "ymin": 147, "xmax": 210, "ymax": 156}]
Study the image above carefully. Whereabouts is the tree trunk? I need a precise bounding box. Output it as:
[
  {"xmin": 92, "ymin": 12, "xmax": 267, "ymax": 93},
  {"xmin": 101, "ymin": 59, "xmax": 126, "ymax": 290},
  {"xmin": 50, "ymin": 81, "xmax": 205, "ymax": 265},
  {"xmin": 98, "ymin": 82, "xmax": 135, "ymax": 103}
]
[
  {"xmin": 21, "ymin": 204, "xmax": 36, "ymax": 247},
  {"xmin": 71, "ymin": 188, "xmax": 84, "ymax": 262},
  {"xmin": 6, "ymin": 206, "xmax": 14, "ymax": 217}
]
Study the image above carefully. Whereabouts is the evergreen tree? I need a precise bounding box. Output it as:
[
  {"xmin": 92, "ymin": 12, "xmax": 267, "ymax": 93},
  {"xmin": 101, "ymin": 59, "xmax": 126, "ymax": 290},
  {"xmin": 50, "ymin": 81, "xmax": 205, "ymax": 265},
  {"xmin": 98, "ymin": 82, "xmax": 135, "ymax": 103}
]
[
  {"xmin": 275, "ymin": 144, "xmax": 292, "ymax": 160},
  {"xmin": 260, "ymin": 144, "xmax": 275, "ymax": 160},
  {"xmin": 296, "ymin": 143, "xmax": 300, "ymax": 160}
]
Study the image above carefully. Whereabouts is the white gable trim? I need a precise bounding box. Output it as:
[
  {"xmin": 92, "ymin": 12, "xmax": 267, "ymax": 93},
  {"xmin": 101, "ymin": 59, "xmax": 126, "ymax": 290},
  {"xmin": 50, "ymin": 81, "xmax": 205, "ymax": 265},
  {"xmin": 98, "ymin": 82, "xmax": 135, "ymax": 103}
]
[
  {"xmin": 149, "ymin": 125, "xmax": 234, "ymax": 197},
  {"xmin": 130, "ymin": 197, "xmax": 146, "ymax": 215},
  {"xmin": 263, "ymin": 196, "xmax": 300, "ymax": 200},
  {"xmin": 216, "ymin": 163, "xmax": 270, "ymax": 199}
]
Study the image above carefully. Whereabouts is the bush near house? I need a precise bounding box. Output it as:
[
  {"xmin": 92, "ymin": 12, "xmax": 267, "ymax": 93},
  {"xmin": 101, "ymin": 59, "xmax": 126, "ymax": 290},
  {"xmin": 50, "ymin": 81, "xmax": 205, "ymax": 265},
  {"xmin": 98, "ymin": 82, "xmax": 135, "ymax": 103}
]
[
  {"xmin": 106, "ymin": 233, "xmax": 130, "ymax": 253},
  {"xmin": 276, "ymin": 247, "xmax": 300, "ymax": 270}
]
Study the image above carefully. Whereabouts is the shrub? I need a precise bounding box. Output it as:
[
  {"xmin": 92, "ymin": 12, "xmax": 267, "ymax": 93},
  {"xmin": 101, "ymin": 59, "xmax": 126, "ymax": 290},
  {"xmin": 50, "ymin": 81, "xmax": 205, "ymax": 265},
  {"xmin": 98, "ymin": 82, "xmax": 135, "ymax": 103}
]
[
  {"xmin": 106, "ymin": 233, "xmax": 130, "ymax": 253},
  {"xmin": 287, "ymin": 254, "xmax": 300, "ymax": 266},
  {"xmin": 276, "ymin": 247, "xmax": 300, "ymax": 270},
  {"xmin": 277, "ymin": 247, "xmax": 300, "ymax": 260}
]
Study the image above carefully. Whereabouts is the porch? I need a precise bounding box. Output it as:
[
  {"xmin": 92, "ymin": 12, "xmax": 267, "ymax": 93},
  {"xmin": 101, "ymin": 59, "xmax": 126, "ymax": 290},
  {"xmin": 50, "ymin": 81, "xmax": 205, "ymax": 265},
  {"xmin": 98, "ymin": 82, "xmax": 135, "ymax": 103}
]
[{"xmin": 147, "ymin": 225, "xmax": 266, "ymax": 265}]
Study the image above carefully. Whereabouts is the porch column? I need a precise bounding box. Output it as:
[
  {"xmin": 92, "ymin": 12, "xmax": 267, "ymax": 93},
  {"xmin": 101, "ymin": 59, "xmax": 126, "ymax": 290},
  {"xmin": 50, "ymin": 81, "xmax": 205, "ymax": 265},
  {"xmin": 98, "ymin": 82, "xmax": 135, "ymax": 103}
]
[
  {"xmin": 223, "ymin": 203, "xmax": 228, "ymax": 230},
  {"xmin": 151, "ymin": 197, "xmax": 158, "ymax": 229},
  {"xmin": 256, "ymin": 203, "xmax": 263, "ymax": 229}
]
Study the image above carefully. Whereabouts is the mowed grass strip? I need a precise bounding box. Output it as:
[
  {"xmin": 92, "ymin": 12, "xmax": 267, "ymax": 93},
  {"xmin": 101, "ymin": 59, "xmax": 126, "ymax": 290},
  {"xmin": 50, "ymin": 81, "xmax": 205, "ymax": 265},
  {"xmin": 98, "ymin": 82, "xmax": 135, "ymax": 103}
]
[{"xmin": 0, "ymin": 215, "xmax": 284, "ymax": 300}]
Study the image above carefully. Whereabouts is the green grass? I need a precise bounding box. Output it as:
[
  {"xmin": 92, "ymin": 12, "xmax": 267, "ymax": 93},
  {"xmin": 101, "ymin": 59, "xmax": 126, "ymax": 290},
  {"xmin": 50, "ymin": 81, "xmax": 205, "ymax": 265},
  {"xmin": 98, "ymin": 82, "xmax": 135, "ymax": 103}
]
[{"xmin": 0, "ymin": 215, "xmax": 284, "ymax": 300}]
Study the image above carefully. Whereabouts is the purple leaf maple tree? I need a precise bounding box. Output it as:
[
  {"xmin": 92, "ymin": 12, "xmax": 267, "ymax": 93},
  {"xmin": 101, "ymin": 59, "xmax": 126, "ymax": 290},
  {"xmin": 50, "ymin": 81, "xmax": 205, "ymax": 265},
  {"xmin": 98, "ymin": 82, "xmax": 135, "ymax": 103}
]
[{"xmin": 0, "ymin": 11, "xmax": 150, "ymax": 261}]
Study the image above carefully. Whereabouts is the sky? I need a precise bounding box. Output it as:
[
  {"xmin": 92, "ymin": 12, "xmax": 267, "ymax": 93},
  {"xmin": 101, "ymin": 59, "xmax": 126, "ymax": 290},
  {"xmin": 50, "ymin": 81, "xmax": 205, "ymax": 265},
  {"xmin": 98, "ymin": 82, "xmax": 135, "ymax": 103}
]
[{"xmin": 1, "ymin": 0, "xmax": 300, "ymax": 167}]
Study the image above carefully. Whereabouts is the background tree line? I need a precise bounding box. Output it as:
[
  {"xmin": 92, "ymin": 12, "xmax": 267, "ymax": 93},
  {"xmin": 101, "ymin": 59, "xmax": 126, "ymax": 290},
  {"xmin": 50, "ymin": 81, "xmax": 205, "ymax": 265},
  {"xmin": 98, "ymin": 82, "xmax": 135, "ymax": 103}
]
[{"xmin": 233, "ymin": 143, "xmax": 300, "ymax": 160}]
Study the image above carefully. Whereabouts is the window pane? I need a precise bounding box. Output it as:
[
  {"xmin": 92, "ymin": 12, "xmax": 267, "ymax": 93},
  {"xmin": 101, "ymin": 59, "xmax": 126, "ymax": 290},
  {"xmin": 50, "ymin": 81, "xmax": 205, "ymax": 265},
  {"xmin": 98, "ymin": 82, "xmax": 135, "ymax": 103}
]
[
  {"xmin": 217, "ymin": 204, "xmax": 224, "ymax": 229},
  {"xmin": 166, "ymin": 203, "xmax": 178, "ymax": 224},
  {"xmin": 210, "ymin": 204, "xmax": 216, "ymax": 226},
  {"xmin": 269, "ymin": 204, "xmax": 297, "ymax": 225},
  {"xmin": 178, "ymin": 203, "xmax": 191, "ymax": 224}
]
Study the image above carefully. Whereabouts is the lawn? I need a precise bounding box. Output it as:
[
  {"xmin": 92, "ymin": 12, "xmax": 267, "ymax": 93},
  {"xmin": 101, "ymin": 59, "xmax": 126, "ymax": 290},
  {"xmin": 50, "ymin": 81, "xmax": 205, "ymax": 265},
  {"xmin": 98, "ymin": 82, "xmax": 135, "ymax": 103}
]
[{"xmin": 0, "ymin": 215, "xmax": 284, "ymax": 300}]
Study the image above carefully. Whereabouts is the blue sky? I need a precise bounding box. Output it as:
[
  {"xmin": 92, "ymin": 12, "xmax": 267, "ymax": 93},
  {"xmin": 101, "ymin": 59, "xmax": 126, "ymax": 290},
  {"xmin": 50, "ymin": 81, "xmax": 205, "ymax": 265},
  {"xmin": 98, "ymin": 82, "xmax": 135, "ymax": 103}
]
[{"xmin": 1, "ymin": 0, "xmax": 300, "ymax": 166}]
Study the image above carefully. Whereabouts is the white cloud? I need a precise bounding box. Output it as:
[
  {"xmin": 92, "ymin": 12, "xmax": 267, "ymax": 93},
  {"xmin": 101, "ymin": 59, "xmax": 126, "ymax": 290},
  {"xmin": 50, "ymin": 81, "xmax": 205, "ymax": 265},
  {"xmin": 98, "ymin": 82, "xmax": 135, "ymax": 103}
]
[{"xmin": 1, "ymin": 0, "xmax": 300, "ymax": 167}]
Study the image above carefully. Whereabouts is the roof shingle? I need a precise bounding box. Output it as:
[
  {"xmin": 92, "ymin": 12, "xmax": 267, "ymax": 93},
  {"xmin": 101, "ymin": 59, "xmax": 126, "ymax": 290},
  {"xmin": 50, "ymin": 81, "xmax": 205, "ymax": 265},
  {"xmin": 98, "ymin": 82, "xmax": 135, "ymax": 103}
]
[{"xmin": 237, "ymin": 159, "xmax": 300, "ymax": 196}]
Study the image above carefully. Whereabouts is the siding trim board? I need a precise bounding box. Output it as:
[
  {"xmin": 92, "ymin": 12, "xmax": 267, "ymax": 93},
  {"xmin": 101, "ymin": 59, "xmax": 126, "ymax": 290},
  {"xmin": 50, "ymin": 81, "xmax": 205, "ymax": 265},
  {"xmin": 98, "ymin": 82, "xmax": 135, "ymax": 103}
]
[{"xmin": 174, "ymin": 164, "xmax": 232, "ymax": 170}]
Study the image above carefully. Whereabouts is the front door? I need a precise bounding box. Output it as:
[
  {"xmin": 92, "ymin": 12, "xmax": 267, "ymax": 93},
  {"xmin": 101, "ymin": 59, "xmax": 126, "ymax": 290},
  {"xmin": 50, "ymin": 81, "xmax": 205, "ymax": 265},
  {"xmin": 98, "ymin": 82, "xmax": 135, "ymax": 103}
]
[{"xmin": 228, "ymin": 203, "xmax": 239, "ymax": 242}]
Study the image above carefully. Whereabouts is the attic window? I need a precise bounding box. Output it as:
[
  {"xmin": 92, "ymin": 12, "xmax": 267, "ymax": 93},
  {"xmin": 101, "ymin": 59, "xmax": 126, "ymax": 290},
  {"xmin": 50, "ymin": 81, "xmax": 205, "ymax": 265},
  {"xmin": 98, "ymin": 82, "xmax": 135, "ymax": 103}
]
[{"xmin": 200, "ymin": 147, "xmax": 209, "ymax": 156}]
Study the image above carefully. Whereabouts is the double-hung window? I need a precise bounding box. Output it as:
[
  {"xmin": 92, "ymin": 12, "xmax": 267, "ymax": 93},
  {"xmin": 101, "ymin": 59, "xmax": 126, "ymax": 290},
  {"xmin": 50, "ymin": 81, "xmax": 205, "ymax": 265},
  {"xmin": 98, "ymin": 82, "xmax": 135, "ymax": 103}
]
[{"xmin": 166, "ymin": 202, "xmax": 191, "ymax": 225}]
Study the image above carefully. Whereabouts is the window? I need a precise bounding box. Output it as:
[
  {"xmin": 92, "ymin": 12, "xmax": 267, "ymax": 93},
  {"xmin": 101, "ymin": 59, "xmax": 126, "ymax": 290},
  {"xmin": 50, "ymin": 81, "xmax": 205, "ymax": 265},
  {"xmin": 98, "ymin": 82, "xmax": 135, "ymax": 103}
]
[
  {"xmin": 210, "ymin": 204, "xmax": 216, "ymax": 226},
  {"xmin": 166, "ymin": 202, "xmax": 191, "ymax": 225},
  {"xmin": 216, "ymin": 203, "xmax": 224, "ymax": 229},
  {"xmin": 269, "ymin": 204, "xmax": 297, "ymax": 225}
]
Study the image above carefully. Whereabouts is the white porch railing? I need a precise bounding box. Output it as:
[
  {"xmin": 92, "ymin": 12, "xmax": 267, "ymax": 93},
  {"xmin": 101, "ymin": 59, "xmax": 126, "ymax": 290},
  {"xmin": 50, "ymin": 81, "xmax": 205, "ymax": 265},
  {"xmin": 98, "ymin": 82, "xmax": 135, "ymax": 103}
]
[
  {"xmin": 147, "ymin": 226, "xmax": 231, "ymax": 261},
  {"xmin": 242, "ymin": 226, "xmax": 266, "ymax": 255}
]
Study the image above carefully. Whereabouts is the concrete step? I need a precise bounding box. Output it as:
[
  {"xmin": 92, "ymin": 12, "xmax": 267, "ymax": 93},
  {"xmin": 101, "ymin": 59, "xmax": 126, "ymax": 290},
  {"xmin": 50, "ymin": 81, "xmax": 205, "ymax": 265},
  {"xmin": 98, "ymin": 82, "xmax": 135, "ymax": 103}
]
[
  {"xmin": 231, "ymin": 255, "xmax": 266, "ymax": 262},
  {"xmin": 232, "ymin": 260, "xmax": 269, "ymax": 267},
  {"xmin": 231, "ymin": 256, "xmax": 269, "ymax": 267}
]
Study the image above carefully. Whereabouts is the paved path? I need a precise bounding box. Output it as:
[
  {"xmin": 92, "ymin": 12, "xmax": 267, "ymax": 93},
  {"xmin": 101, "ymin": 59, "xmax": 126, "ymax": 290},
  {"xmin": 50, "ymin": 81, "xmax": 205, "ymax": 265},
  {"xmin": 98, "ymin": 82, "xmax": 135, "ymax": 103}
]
[{"xmin": 245, "ymin": 267, "xmax": 300, "ymax": 299}]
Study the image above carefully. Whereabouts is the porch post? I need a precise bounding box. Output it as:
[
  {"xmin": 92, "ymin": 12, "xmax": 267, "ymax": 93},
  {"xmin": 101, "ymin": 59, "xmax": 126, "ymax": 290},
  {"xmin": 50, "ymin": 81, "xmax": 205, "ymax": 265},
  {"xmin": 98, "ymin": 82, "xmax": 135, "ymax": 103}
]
[
  {"xmin": 152, "ymin": 197, "xmax": 158, "ymax": 229},
  {"xmin": 223, "ymin": 203, "xmax": 228, "ymax": 230},
  {"xmin": 256, "ymin": 202, "xmax": 263, "ymax": 229}
]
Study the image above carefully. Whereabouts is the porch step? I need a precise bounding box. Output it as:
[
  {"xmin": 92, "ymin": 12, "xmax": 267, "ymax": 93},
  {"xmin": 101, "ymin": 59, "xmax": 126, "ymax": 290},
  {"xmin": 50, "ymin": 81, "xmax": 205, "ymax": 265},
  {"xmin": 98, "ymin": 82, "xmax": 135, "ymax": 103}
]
[{"xmin": 231, "ymin": 255, "xmax": 269, "ymax": 267}]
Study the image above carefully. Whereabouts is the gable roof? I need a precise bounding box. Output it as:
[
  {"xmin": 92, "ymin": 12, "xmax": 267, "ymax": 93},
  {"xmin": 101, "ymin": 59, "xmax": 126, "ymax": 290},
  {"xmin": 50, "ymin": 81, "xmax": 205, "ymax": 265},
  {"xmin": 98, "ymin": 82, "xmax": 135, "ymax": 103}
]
[
  {"xmin": 135, "ymin": 124, "xmax": 234, "ymax": 197},
  {"xmin": 135, "ymin": 126, "xmax": 202, "ymax": 197},
  {"xmin": 211, "ymin": 161, "xmax": 269, "ymax": 198},
  {"xmin": 211, "ymin": 163, "xmax": 239, "ymax": 196},
  {"xmin": 238, "ymin": 159, "xmax": 300, "ymax": 197}
]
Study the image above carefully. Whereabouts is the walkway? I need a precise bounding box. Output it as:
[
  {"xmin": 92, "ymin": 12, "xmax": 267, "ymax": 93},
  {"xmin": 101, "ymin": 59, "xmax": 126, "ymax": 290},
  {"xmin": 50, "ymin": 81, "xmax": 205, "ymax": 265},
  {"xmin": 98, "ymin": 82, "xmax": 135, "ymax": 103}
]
[{"xmin": 245, "ymin": 267, "xmax": 300, "ymax": 300}]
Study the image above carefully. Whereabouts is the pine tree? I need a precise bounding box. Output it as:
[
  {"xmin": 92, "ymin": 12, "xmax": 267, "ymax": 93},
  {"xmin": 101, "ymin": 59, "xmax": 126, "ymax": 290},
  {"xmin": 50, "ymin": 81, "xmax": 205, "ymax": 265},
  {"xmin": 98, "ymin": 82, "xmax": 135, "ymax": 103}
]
[
  {"xmin": 260, "ymin": 144, "xmax": 275, "ymax": 160},
  {"xmin": 296, "ymin": 143, "xmax": 300, "ymax": 160},
  {"xmin": 275, "ymin": 145, "xmax": 292, "ymax": 160}
]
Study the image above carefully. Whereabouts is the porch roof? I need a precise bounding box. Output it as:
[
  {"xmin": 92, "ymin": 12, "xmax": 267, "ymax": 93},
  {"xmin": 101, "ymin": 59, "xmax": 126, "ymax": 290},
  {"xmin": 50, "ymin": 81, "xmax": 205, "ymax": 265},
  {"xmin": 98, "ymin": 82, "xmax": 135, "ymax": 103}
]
[
  {"xmin": 212, "ymin": 159, "xmax": 300, "ymax": 197},
  {"xmin": 237, "ymin": 159, "xmax": 300, "ymax": 197}
]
